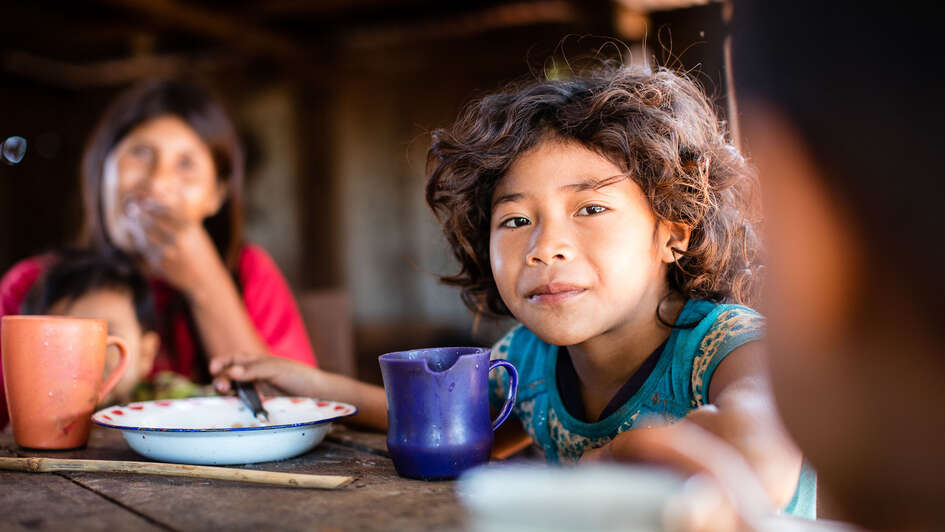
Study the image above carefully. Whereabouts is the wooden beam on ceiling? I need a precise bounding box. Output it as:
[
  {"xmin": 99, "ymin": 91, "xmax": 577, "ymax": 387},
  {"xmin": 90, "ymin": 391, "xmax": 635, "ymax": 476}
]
[
  {"xmin": 0, "ymin": 5, "xmax": 147, "ymax": 54},
  {"xmin": 94, "ymin": 0, "xmax": 310, "ymax": 62},
  {"xmin": 344, "ymin": 0, "xmax": 578, "ymax": 49},
  {"xmin": 614, "ymin": 0, "xmax": 715, "ymax": 13},
  {"xmin": 2, "ymin": 50, "xmax": 243, "ymax": 88},
  {"xmin": 614, "ymin": 0, "xmax": 716, "ymax": 13},
  {"xmin": 254, "ymin": 0, "xmax": 424, "ymax": 17}
]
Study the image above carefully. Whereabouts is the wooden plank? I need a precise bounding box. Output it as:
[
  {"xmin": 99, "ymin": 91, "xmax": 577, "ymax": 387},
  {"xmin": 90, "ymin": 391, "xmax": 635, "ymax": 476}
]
[
  {"xmin": 254, "ymin": 0, "xmax": 425, "ymax": 17},
  {"xmin": 94, "ymin": 0, "xmax": 308, "ymax": 62},
  {"xmin": 616, "ymin": 0, "xmax": 712, "ymax": 11},
  {"xmin": 67, "ymin": 441, "xmax": 462, "ymax": 531},
  {"xmin": 4, "ymin": 428, "xmax": 464, "ymax": 531},
  {"xmin": 326, "ymin": 424, "xmax": 389, "ymax": 456},
  {"xmin": 0, "ymin": 428, "xmax": 143, "ymax": 462},
  {"xmin": 2, "ymin": 50, "xmax": 242, "ymax": 89},
  {"xmin": 0, "ymin": 470, "xmax": 167, "ymax": 531},
  {"xmin": 343, "ymin": 1, "xmax": 577, "ymax": 49}
]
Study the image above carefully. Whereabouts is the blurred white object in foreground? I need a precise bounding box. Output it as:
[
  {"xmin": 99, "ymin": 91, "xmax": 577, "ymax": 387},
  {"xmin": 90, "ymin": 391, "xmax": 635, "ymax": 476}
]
[{"xmin": 458, "ymin": 463, "xmax": 685, "ymax": 532}]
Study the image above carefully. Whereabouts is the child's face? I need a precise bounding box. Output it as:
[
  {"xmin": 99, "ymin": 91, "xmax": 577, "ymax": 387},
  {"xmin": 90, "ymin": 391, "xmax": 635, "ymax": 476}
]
[
  {"xmin": 489, "ymin": 139, "xmax": 686, "ymax": 346},
  {"xmin": 50, "ymin": 288, "xmax": 159, "ymax": 406}
]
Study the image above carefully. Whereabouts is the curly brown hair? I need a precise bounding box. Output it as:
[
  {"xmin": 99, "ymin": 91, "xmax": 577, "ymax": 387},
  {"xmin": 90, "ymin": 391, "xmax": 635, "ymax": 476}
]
[{"xmin": 426, "ymin": 64, "xmax": 761, "ymax": 318}]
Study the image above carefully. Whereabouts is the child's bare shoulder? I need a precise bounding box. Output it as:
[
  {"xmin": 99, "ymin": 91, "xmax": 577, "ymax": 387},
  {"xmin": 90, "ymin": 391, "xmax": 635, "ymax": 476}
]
[{"xmin": 689, "ymin": 303, "xmax": 766, "ymax": 406}]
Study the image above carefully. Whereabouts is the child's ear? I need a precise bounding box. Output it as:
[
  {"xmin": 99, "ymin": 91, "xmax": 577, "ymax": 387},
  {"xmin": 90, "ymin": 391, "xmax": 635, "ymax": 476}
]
[
  {"xmin": 659, "ymin": 221, "xmax": 692, "ymax": 264},
  {"xmin": 137, "ymin": 331, "xmax": 161, "ymax": 380}
]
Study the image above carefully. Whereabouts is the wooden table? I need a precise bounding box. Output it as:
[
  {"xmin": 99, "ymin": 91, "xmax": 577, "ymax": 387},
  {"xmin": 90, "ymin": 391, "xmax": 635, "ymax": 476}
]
[{"xmin": 0, "ymin": 426, "xmax": 466, "ymax": 531}]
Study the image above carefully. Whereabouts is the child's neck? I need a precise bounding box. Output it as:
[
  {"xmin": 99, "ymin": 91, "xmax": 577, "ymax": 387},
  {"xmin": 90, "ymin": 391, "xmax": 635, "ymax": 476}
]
[{"xmin": 565, "ymin": 293, "xmax": 685, "ymax": 421}]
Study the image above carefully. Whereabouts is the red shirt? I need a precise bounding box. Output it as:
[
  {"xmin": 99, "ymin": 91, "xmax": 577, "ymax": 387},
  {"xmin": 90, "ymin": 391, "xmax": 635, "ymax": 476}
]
[{"xmin": 0, "ymin": 244, "xmax": 317, "ymax": 428}]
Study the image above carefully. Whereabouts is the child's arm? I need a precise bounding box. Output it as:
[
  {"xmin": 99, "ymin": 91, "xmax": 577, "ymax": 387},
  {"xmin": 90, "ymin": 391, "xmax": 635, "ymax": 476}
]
[
  {"xmin": 583, "ymin": 341, "xmax": 803, "ymax": 508},
  {"xmin": 210, "ymin": 355, "xmax": 388, "ymax": 431},
  {"xmin": 694, "ymin": 341, "xmax": 804, "ymax": 506}
]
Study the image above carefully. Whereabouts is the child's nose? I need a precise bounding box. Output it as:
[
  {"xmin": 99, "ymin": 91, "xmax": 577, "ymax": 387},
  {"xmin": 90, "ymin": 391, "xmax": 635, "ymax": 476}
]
[
  {"xmin": 526, "ymin": 227, "xmax": 574, "ymax": 266},
  {"xmin": 527, "ymin": 251, "xmax": 571, "ymax": 266},
  {"xmin": 143, "ymin": 165, "xmax": 179, "ymax": 205}
]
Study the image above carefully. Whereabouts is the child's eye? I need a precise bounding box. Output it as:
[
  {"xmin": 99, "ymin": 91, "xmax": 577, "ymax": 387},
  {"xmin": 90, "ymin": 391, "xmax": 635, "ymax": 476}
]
[
  {"xmin": 177, "ymin": 154, "xmax": 195, "ymax": 172},
  {"xmin": 577, "ymin": 205, "xmax": 607, "ymax": 216},
  {"xmin": 500, "ymin": 216, "xmax": 531, "ymax": 229},
  {"xmin": 130, "ymin": 144, "xmax": 154, "ymax": 160}
]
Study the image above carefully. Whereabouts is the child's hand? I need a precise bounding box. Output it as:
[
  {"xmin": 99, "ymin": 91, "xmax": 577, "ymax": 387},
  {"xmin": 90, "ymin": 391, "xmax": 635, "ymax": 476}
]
[
  {"xmin": 136, "ymin": 204, "xmax": 225, "ymax": 297},
  {"xmin": 212, "ymin": 353, "xmax": 390, "ymax": 431},
  {"xmin": 209, "ymin": 353, "xmax": 324, "ymax": 399}
]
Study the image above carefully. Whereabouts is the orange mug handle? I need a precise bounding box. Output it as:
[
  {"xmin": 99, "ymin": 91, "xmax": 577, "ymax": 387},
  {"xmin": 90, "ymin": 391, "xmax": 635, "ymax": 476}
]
[{"xmin": 97, "ymin": 335, "xmax": 130, "ymax": 405}]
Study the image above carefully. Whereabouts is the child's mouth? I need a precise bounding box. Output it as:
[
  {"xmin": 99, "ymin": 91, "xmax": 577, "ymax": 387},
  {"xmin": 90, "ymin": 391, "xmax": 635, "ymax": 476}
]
[{"xmin": 526, "ymin": 283, "xmax": 587, "ymax": 304}]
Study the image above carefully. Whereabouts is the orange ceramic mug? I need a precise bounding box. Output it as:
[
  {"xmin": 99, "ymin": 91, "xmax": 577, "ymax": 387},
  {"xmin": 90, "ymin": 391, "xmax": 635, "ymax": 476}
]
[{"xmin": 2, "ymin": 315, "xmax": 129, "ymax": 449}]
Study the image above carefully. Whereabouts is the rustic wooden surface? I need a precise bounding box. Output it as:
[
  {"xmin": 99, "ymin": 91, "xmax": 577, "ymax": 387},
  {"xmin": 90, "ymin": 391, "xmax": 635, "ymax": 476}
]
[{"xmin": 0, "ymin": 425, "xmax": 466, "ymax": 532}]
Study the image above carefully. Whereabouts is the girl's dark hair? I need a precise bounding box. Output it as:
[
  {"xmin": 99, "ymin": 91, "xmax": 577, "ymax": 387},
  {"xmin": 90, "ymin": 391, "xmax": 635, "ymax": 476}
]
[
  {"xmin": 79, "ymin": 79, "xmax": 245, "ymax": 269},
  {"xmin": 426, "ymin": 64, "xmax": 760, "ymax": 317},
  {"xmin": 22, "ymin": 248, "xmax": 156, "ymax": 333}
]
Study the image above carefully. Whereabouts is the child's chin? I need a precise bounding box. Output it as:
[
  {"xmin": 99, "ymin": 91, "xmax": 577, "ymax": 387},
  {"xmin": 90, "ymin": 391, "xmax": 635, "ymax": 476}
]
[{"xmin": 526, "ymin": 323, "xmax": 593, "ymax": 347}]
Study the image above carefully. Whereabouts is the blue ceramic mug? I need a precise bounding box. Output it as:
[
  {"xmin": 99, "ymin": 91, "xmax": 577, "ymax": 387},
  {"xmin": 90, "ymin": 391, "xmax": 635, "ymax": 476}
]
[{"xmin": 378, "ymin": 347, "xmax": 518, "ymax": 480}]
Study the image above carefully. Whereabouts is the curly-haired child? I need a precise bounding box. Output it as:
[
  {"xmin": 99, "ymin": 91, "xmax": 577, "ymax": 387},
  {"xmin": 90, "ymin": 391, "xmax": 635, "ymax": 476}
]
[{"xmin": 424, "ymin": 64, "xmax": 813, "ymax": 518}]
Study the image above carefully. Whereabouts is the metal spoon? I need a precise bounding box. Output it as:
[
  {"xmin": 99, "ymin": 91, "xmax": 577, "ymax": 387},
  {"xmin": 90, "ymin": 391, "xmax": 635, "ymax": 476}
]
[{"xmin": 234, "ymin": 380, "xmax": 270, "ymax": 424}]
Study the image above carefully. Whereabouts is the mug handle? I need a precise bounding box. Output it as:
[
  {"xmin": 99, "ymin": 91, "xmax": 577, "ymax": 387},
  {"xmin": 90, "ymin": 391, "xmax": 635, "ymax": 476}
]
[
  {"xmin": 97, "ymin": 335, "xmax": 130, "ymax": 405},
  {"xmin": 488, "ymin": 359, "xmax": 519, "ymax": 431}
]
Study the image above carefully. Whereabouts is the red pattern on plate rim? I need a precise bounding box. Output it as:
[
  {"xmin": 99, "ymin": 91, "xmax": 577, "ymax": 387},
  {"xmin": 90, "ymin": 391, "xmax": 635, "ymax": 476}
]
[
  {"xmin": 290, "ymin": 398, "xmax": 306, "ymax": 404},
  {"xmin": 103, "ymin": 415, "xmax": 113, "ymax": 421},
  {"xmin": 155, "ymin": 401, "xmax": 172, "ymax": 407},
  {"xmin": 129, "ymin": 405, "xmax": 144, "ymax": 410},
  {"xmin": 111, "ymin": 409, "xmax": 124, "ymax": 415},
  {"xmin": 316, "ymin": 401, "xmax": 329, "ymax": 407}
]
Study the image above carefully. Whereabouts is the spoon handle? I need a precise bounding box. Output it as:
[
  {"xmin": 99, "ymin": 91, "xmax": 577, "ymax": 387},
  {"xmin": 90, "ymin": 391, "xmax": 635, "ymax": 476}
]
[{"xmin": 234, "ymin": 380, "xmax": 270, "ymax": 423}]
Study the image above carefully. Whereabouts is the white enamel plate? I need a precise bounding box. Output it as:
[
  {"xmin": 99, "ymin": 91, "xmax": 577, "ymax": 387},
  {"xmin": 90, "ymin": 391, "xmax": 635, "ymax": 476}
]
[{"xmin": 92, "ymin": 396, "xmax": 357, "ymax": 465}]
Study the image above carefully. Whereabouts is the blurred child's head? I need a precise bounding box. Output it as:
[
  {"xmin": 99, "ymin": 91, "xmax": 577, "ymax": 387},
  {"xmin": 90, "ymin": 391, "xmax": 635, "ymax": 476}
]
[
  {"xmin": 733, "ymin": 1, "xmax": 945, "ymax": 527},
  {"xmin": 426, "ymin": 65, "xmax": 759, "ymax": 344},
  {"xmin": 23, "ymin": 249, "xmax": 159, "ymax": 405}
]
